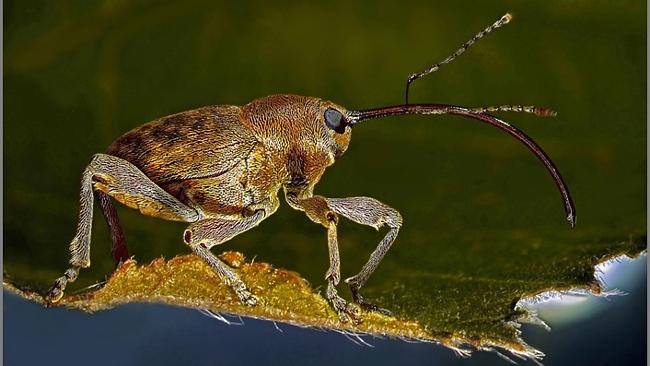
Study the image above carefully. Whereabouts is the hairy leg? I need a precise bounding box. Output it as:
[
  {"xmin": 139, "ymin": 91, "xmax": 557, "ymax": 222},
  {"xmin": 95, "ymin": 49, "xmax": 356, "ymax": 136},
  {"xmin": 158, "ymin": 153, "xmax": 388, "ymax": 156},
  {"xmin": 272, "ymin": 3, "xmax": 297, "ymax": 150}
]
[
  {"xmin": 327, "ymin": 197, "xmax": 402, "ymax": 312},
  {"xmin": 45, "ymin": 153, "xmax": 200, "ymax": 303},
  {"xmin": 286, "ymin": 192, "xmax": 402, "ymax": 317},
  {"xmin": 182, "ymin": 209, "xmax": 273, "ymax": 306}
]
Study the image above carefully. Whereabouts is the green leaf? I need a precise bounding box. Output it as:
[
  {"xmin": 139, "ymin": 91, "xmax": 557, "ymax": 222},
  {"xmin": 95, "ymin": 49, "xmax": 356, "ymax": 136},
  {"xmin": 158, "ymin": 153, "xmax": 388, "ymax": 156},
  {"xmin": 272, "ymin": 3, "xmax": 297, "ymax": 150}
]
[
  {"xmin": 5, "ymin": 252, "xmax": 433, "ymax": 342},
  {"xmin": 4, "ymin": 0, "xmax": 646, "ymax": 361},
  {"xmin": 4, "ymin": 234, "xmax": 645, "ymax": 358}
]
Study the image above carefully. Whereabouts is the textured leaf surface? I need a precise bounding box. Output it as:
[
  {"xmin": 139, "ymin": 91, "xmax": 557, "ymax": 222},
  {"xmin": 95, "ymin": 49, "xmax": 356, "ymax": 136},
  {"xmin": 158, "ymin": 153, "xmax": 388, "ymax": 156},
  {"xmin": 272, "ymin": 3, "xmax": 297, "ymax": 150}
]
[{"xmin": 5, "ymin": 234, "xmax": 645, "ymax": 357}]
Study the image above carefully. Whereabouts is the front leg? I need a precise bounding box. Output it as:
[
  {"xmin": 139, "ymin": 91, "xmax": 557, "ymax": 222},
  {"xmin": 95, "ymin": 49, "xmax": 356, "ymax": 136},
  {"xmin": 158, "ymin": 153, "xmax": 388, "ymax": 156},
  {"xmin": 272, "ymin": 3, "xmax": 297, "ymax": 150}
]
[
  {"xmin": 298, "ymin": 196, "xmax": 361, "ymax": 323},
  {"xmin": 326, "ymin": 197, "xmax": 402, "ymax": 312},
  {"xmin": 325, "ymin": 218, "xmax": 364, "ymax": 324},
  {"xmin": 289, "ymin": 192, "xmax": 402, "ymax": 316}
]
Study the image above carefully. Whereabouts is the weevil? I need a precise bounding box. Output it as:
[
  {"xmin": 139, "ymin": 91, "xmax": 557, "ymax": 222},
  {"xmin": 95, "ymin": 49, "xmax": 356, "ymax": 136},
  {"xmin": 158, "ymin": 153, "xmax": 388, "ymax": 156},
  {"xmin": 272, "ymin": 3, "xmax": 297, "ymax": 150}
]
[{"xmin": 46, "ymin": 13, "xmax": 575, "ymax": 322}]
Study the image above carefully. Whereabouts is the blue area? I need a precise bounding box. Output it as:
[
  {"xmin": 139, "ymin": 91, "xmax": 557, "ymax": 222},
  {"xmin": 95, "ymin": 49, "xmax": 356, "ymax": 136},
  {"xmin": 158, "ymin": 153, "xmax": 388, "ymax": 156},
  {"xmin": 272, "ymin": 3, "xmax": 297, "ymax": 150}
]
[{"xmin": 4, "ymin": 260, "xmax": 646, "ymax": 366}]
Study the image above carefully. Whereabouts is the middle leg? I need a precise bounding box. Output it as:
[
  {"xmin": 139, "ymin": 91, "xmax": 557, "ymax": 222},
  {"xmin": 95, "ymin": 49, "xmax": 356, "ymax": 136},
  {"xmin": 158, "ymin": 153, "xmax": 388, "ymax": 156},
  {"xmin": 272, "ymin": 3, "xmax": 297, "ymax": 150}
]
[{"xmin": 182, "ymin": 201, "xmax": 277, "ymax": 306}]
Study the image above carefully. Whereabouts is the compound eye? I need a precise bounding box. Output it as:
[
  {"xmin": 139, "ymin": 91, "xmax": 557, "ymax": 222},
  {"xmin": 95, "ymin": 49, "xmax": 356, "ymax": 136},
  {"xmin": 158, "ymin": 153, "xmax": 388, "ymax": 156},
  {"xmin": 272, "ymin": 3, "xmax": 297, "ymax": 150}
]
[{"xmin": 324, "ymin": 108, "xmax": 347, "ymax": 134}]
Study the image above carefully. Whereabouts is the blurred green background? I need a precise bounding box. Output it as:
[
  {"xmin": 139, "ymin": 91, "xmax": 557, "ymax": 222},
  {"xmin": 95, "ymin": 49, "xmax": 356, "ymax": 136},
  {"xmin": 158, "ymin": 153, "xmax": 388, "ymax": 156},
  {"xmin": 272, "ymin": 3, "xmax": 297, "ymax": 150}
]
[{"xmin": 4, "ymin": 0, "xmax": 646, "ymax": 357}]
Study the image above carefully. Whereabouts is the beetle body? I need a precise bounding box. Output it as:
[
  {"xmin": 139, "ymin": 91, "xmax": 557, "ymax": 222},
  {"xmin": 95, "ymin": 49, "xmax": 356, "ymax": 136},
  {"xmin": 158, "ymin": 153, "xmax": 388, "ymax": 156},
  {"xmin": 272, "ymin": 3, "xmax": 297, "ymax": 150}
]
[
  {"xmin": 105, "ymin": 95, "xmax": 350, "ymax": 222},
  {"xmin": 48, "ymin": 94, "xmax": 383, "ymax": 322},
  {"xmin": 46, "ymin": 14, "xmax": 576, "ymax": 323}
]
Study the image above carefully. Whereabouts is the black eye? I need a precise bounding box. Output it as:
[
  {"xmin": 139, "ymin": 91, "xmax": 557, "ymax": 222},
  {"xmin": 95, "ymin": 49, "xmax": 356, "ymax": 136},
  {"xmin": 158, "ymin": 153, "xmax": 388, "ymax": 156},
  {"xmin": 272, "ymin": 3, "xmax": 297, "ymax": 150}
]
[{"xmin": 324, "ymin": 108, "xmax": 347, "ymax": 134}]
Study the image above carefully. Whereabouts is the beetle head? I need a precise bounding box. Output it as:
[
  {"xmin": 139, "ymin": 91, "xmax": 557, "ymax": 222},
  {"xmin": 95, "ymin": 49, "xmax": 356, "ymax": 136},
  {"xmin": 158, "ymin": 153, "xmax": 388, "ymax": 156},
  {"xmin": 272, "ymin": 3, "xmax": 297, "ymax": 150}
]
[{"xmin": 242, "ymin": 95, "xmax": 352, "ymax": 159}]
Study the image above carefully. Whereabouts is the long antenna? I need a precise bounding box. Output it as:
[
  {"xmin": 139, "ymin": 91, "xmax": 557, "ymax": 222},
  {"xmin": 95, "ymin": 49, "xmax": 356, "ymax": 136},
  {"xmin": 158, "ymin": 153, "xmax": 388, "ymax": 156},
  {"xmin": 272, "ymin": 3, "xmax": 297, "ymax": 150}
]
[
  {"xmin": 347, "ymin": 104, "xmax": 576, "ymax": 227},
  {"xmin": 405, "ymin": 13, "xmax": 513, "ymax": 104},
  {"xmin": 470, "ymin": 105, "xmax": 557, "ymax": 117}
]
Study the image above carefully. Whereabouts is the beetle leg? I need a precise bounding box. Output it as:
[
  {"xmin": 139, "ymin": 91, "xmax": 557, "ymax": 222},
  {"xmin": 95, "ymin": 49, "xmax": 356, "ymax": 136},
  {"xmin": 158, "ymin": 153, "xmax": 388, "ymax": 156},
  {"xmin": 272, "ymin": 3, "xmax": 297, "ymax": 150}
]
[
  {"xmin": 287, "ymin": 191, "xmax": 401, "ymax": 315},
  {"xmin": 289, "ymin": 195, "xmax": 361, "ymax": 323},
  {"xmin": 323, "ymin": 215, "xmax": 362, "ymax": 323},
  {"xmin": 326, "ymin": 197, "xmax": 402, "ymax": 314},
  {"xmin": 182, "ymin": 209, "xmax": 272, "ymax": 306},
  {"xmin": 97, "ymin": 191, "xmax": 129, "ymax": 265},
  {"xmin": 327, "ymin": 197, "xmax": 402, "ymax": 313},
  {"xmin": 45, "ymin": 153, "xmax": 200, "ymax": 304}
]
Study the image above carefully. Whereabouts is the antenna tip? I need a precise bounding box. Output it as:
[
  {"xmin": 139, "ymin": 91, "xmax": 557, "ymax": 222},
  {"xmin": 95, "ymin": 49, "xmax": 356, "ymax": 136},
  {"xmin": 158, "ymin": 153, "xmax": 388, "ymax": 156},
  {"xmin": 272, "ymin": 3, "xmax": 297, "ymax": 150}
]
[
  {"xmin": 535, "ymin": 107, "xmax": 558, "ymax": 118},
  {"xmin": 502, "ymin": 13, "xmax": 513, "ymax": 23},
  {"xmin": 567, "ymin": 213, "xmax": 577, "ymax": 228}
]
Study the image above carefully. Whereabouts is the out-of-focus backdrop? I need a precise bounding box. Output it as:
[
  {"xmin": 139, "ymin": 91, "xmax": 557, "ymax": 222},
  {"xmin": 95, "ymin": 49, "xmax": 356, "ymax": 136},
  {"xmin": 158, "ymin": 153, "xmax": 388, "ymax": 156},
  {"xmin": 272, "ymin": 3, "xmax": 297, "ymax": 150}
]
[{"xmin": 4, "ymin": 1, "xmax": 646, "ymax": 365}]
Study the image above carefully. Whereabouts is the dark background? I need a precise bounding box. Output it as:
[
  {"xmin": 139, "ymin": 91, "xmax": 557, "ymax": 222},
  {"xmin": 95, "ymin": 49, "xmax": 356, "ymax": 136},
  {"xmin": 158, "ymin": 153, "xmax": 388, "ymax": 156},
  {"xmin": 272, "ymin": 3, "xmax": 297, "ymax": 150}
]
[{"xmin": 4, "ymin": 1, "xmax": 646, "ymax": 365}]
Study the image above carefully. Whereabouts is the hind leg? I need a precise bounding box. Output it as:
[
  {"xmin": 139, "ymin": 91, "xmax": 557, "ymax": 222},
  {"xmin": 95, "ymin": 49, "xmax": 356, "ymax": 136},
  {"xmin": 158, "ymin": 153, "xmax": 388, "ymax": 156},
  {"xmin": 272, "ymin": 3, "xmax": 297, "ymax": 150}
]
[
  {"xmin": 97, "ymin": 191, "xmax": 129, "ymax": 265},
  {"xmin": 45, "ymin": 153, "xmax": 200, "ymax": 303}
]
